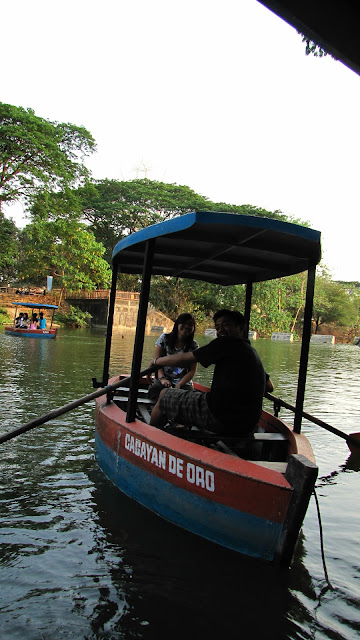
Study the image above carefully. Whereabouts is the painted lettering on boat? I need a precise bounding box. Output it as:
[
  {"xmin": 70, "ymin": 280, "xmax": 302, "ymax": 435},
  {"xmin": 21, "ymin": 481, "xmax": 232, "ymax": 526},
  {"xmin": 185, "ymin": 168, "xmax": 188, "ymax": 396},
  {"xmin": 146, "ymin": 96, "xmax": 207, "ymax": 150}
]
[{"xmin": 124, "ymin": 433, "xmax": 215, "ymax": 492}]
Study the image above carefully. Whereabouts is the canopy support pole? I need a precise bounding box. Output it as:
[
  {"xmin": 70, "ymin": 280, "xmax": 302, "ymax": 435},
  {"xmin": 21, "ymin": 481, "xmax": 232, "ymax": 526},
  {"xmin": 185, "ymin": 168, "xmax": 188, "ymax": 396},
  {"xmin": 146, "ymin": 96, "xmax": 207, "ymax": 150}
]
[
  {"xmin": 126, "ymin": 239, "xmax": 155, "ymax": 422},
  {"xmin": 244, "ymin": 281, "xmax": 253, "ymax": 338},
  {"xmin": 96, "ymin": 262, "xmax": 118, "ymax": 390},
  {"xmin": 294, "ymin": 265, "xmax": 316, "ymax": 433},
  {"xmin": 50, "ymin": 308, "xmax": 55, "ymax": 330}
]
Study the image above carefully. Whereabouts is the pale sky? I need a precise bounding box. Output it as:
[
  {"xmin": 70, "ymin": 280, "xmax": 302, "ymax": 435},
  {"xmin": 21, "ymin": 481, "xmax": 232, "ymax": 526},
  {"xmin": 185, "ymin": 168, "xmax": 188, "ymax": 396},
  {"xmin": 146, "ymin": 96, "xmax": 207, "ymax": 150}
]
[{"xmin": 3, "ymin": 0, "xmax": 360, "ymax": 281}]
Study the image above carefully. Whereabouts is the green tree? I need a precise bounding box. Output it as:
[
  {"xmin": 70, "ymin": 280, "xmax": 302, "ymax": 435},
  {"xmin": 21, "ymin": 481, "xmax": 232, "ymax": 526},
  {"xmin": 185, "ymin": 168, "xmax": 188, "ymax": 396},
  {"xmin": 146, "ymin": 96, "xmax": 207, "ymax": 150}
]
[
  {"xmin": 0, "ymin": 102, "xmax": 96, "ymax": 212},
  {"xmin": 20, "ymin": 219, "xmax": 111, "ymax": 296},
  {"xmin": 149, "ymin": 277, "xmax": 245, "ymax": 326},
  {"xmin": 26, "ymin": 179, "xmax": 314, "ymax": 331},
  {"xmin": 250, "ymin": 279, "xmax": 295, "ymax": 336},
  {"xmin": 30, "ymin": 179, "xmax": 298, "ymax": 293},
  {"xmin": 0, "ymin": 214, "xmax": 19, "ymax": 284},
  {"xmin": 313, "ymin": 275, "xmax": 358, "ymax": 332},
  {"xmin": 301, "ymin": 34, "xmax": 328, "ymax": 58},
  {"xmin": 75, "ymin": 179, "xmax": 298, "ymax": 262},
  {"xmin": 78, "ymin": 178, "xmax": 218, "ymax": 259}
]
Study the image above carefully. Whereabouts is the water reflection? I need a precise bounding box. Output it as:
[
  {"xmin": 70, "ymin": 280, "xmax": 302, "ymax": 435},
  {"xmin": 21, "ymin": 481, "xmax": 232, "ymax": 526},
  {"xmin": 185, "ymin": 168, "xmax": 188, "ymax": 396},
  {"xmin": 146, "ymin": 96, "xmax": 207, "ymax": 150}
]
[
  {"xmin": 0, "ymin": 329, "xmax": 359, "ymax": 639},
  {"xmin": 88, "ymin": 467, "xmax": 294, "ymax": 639}
]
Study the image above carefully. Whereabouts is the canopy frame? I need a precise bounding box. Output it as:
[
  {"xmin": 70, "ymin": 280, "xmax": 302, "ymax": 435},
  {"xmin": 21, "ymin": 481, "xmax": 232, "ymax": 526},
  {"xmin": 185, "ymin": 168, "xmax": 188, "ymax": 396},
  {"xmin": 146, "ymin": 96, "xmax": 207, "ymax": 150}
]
[{"xmin": 98, "ymin": 211, "xmax": 321, "ymax": 433}]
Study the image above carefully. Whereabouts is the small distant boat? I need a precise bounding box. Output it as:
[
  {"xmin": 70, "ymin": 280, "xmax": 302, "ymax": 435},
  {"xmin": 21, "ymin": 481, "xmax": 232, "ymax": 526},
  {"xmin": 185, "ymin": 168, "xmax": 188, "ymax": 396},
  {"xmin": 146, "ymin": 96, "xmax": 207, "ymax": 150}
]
[{"xmin": 5, "ymin": 302, "xmax": 58, "ymax": 339}]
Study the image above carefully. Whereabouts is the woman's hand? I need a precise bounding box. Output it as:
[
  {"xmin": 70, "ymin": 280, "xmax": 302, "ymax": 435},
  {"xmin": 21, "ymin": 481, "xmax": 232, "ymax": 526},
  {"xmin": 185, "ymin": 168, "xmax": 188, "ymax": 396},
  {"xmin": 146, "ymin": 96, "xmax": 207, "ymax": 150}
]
[{"xmin": 159, "ymin": 377, "xmax": 171, "ymax": 388}]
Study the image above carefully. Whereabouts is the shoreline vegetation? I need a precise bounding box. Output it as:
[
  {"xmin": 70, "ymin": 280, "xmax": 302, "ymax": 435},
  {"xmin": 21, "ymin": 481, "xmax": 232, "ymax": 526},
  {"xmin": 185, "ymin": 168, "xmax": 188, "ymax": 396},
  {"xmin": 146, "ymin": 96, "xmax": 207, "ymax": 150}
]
[{"xmin": 0, "ymin": 288, "xmax": 358, "ymax": 342}]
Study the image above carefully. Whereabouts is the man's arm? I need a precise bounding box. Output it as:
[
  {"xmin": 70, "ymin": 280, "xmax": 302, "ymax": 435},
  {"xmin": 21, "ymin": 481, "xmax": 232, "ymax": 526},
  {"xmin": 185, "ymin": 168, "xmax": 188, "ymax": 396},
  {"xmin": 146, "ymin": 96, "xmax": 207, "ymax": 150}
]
[{"xmin": 153, "ymin": 351, "xmax": 196, "ymax": 369}]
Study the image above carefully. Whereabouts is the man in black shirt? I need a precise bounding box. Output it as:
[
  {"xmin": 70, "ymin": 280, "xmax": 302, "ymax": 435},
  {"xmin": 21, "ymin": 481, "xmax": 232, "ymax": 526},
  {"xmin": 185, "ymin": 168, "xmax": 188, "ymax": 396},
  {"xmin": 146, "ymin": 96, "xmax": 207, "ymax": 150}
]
[{"xmin": 150, "ymin": 309, "xmax": 272, "ymax": 436}]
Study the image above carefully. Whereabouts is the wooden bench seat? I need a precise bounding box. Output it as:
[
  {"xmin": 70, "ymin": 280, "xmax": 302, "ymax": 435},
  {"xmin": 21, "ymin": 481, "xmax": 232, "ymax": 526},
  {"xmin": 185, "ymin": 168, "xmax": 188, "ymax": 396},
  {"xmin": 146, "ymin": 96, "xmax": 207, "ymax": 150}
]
[
  {"xmin": 250, "ymin": 461, "xmax": 288, "ymax": 473},
  {"xmin": 115, "ymin": 386, "xmax": 149, "ymax": 395},
  {"xmin": 114, "ymin": 395, "xmax": 153, "ymax": 404},
  {"xmin": 162, "ymin": 430, "xmax": 287, "ymax": 444},
  {"xmin": 253, "ymin": 432, "xmax": 286, "ymax": 442}
]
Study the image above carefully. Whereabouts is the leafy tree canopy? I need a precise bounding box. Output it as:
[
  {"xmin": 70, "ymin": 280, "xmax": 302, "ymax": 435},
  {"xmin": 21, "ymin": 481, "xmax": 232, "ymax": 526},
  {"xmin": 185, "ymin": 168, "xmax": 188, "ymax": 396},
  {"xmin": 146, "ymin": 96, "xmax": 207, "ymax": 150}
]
[
  {"xmin": 300, "ymin": 34, "xmax": 328, "ymax": 58},
  {"xmin": 20, "ymin": 218, "xmax": 111, "ymax": 292},
  {"xmin": 26, "ymin": 178, "xmax": 313, "ymax": 326},
  {"xmin": 149, "ymin": 277, "xmax": 246, "ymax": 324},
  {"xmin": 29, "ymin": 178, "xmax": 304, "ymax": 265},
  {"xmin": 0, "ymin": 214, "xmax": 19, "ymax": 283},
  {"xmin": 313, "ymin": 273, "xmax": 359, "ymax": 332},
  {"xmin": 0, "ymin": 102, "xmax": 96, "ymax": 211}
]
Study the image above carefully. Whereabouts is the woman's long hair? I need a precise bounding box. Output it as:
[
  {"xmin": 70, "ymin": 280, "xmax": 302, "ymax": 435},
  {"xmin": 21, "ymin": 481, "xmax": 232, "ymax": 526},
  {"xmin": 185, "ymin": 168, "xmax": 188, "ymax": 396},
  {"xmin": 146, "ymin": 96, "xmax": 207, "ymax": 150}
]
[{"xmin": 165, "ymin": 313, "xmax": 196, "ymax": 350}]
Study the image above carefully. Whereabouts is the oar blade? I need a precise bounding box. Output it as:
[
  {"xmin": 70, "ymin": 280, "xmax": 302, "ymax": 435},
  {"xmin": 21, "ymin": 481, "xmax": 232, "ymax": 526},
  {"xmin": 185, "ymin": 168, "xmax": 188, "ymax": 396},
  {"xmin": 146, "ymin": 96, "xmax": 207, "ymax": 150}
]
[{"xmin": 348, "ymin": 432, "xmax": 360, "ymax": 454}]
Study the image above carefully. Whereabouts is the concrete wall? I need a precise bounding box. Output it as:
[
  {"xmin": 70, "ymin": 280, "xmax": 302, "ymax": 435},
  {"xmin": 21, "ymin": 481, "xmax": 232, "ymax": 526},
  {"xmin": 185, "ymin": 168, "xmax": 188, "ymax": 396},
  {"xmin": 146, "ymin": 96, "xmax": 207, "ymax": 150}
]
[
  {"xmin": 271, "ymin": 332, "xmax": 294, "ymax": 342},
  {"xmin": 65, "ymin": 293, "xmax": 172, "ymax": 333},
  {"xmin": 0, "ymin": 290, "xmax": 173, "ymax": 334},
  {"xmin": 112, "ymin": 298, "xmax": 172, "ymax": 334},
  {"xmin": 310, "ymin": 334, "xmax": 335, "ymax": 344}
]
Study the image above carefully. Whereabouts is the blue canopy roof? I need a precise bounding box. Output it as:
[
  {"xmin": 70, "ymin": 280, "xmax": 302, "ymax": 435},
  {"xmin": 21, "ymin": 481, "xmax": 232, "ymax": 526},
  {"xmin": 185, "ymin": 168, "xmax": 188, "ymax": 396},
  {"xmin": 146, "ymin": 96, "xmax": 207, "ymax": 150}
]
[
  {"xmin": 112, "ymin": 211, "xmax": 321, "ymax": 285},
  {"xmin": 12, "ymin": 302, "xmax": 58, "ymax": 309}
]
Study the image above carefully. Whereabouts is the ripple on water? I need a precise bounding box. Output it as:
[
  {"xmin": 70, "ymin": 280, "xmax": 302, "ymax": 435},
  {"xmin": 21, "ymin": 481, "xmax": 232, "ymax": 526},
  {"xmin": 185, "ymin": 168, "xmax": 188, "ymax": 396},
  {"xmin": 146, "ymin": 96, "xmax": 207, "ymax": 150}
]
[{"xmin": 0, "ymin": 331, "xmax": 359, "ymax": 639}]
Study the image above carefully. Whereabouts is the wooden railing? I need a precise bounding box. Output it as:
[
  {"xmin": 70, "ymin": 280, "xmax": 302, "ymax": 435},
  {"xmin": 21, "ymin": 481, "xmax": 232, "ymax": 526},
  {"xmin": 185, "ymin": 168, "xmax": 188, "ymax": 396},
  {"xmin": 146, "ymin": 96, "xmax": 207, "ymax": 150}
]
[
  {"xmin": 0, "ymin": 288, "xmax": 139, "ymax": 302},
  {"xmin": 64, "ymin": 290, "xmax": 139, "ymax": 301}
]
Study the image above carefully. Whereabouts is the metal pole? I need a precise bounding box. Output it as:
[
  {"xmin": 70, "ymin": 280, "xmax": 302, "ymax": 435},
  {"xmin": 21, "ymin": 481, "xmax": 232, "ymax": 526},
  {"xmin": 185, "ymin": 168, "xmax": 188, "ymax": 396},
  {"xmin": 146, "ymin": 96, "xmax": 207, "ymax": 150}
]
[
  {"xmin": 126, "ymin": 239, "xmax": 155, "ymax": 422},
  {"xmin": 294, "ymin": 265, "xmax": 316, "ymax": 433},
  {"xmin": 244, "ymin": 281, "xmax": 253, "ymax": 339},
  {"xmin": 101, "ymin": 263, "xmax": 118, "ymax": 389}
]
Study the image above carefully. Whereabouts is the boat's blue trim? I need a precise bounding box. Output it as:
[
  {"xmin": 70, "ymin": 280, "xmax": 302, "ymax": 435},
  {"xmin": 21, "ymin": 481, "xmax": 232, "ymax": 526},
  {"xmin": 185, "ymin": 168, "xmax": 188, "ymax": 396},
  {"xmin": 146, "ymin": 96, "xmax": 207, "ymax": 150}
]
[
  {"xmin": 5, "ymin": 330, "xmax": 56, "ymax": 339},
  {"xmin": 95, "ymin": 432, "xmax": 282, "ymax": 562},
  {"xmin": 11, "ymin": 302, "xmax": 58, "ymax": 309}
]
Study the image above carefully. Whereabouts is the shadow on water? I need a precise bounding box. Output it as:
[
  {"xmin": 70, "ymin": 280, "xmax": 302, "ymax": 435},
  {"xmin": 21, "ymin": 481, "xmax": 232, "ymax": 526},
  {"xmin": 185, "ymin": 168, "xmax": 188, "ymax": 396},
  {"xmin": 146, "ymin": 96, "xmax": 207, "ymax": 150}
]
[
  {"xmin": 316, "ymin": 451, "xmax": 360, "ymax": 486},
  {"xmin": 86, "ymin": 466, "xmax": 317, "ymax": 640}
]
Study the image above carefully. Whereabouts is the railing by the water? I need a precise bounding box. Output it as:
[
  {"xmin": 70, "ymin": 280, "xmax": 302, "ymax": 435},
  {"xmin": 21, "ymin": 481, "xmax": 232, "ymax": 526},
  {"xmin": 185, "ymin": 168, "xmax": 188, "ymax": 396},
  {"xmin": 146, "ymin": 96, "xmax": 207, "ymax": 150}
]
[
  {"xmin": 64, "ymin": 290, "xmax": 140, "ymax": 301},
  {"xmin": 0, "ymin": 288, "xmax": 140, "ymax": 303}
]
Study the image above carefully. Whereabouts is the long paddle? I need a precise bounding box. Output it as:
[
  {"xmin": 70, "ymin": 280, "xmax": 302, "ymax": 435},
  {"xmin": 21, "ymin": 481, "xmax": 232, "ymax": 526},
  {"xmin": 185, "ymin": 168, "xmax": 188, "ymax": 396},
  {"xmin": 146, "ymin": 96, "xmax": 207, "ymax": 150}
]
[
  {"xmin": 265, "ymin": 391, "xmax": 360, "ymax": 453},
  {"xmin": 0, "ymin": 366, "xmax": 156, "ymax": 445}
]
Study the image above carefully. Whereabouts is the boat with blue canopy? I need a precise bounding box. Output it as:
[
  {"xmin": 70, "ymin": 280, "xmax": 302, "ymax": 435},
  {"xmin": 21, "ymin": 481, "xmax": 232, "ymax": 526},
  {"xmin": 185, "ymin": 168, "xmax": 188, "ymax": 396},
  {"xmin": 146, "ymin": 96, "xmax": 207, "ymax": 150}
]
[
  {"xmin": 94, "ymin": 211, "xmax": 321, "ymax": 566},
  {"xmin": 5, "ymin": 301, "xmax": 58, "ymax": 339}
]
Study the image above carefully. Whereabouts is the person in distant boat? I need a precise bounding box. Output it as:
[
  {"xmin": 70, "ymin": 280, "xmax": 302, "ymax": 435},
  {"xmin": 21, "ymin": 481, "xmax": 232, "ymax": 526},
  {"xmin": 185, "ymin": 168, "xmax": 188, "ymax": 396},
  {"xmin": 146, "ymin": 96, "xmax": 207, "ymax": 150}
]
[
  {"xmin": 150, "ymin": 309, "xmax": 273, "ymax": 436},
  {"xmin": 15, "ymin": 312, "xmax": 24, "ymax": 327},
  {"xmin": 148, "ymin": 313, "xmax": 199, "ymax": 403},
  {"xmin": 38, "ymin": 312, "xmax": 46, "ymax": 329},
  {"xmin": 20, "ymin": 313, "xmax": 29, "ymax": 327},
  {"xmin": 29, "ymin": 315, "xmax": 37, "ymax": 330}
]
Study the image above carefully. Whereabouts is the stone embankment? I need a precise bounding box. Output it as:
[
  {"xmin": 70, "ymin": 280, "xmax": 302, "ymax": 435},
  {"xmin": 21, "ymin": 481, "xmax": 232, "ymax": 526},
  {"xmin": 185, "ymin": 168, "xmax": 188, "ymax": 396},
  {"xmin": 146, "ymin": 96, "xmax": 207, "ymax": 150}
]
[
  {"xmin": 0, "ymin": 290, "xmax": 60, "ymax": 319},
  {"xmin": 0, "ymin": 289, "xmax": 173, "ymax": 333}
]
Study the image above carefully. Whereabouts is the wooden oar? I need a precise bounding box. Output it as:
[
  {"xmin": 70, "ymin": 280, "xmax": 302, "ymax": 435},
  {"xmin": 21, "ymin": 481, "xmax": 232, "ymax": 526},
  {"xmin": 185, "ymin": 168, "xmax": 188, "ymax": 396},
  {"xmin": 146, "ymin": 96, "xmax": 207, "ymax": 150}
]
[
  {"xmin": 0, "ymin": 366, "xmax": 156, "ymax": 445},
  {"xmin": 265, "ymin": 392, "xmax": 360, "ymax": 453}
]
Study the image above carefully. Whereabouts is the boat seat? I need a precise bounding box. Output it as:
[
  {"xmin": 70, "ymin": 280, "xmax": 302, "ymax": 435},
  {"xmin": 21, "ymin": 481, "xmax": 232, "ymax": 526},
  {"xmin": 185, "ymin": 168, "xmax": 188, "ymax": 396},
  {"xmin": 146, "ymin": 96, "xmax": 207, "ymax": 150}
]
[
  {"xmin": 233, "ymin": 432, "xmax": 288, "ymax": 461},
  {"xmin": 114, "ymin": 395, "xmax": 153, "ymax": 404},
  {"xmin": 252, "ymin": 432, "xmax": 286, "ymax": 442},
  {"xmin": 250, "ymin": 461, "xmax": 288, "ymax": 474},
  {"xmin": 137, "ymin": 402, "xmax": 152, "ymax": 423},
  {"xmin": 115, "ymin": 386, "xmax": 149, "ymax": 396}
]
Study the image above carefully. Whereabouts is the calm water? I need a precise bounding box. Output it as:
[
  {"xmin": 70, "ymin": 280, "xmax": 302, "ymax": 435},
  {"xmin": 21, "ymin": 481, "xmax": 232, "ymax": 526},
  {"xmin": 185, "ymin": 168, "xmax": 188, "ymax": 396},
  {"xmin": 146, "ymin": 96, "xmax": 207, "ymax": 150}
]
[{"xmin": 0, "ymin": 328, "xmax": 359, "ymax": 640}]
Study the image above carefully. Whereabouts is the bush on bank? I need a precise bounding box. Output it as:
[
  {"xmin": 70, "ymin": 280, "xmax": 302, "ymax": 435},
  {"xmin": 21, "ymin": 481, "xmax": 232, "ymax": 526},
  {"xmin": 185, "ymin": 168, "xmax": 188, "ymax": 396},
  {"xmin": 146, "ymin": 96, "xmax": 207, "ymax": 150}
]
[
  {"xmin": 54, "ymin": 305, "xmax": 92, "ymax": 328},
  {"xmin": 0, "ymin": 307, "xmax": 11, "ymax": 324}
]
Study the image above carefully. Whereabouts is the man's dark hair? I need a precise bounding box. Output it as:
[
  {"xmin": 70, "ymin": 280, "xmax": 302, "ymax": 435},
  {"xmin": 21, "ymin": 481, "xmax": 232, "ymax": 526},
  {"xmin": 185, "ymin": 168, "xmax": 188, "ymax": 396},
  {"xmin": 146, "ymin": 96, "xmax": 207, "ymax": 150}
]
[{"xmin": 213, "ymin": 309, "xmax": 246, "ymax": 327}]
